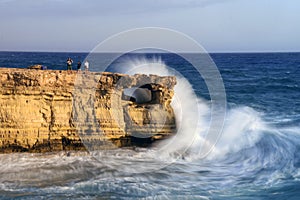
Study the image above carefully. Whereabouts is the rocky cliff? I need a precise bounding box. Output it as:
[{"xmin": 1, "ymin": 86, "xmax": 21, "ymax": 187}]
[{"xmin": 0, "ymin": 68, "xmax": 176, "ymax": 153}]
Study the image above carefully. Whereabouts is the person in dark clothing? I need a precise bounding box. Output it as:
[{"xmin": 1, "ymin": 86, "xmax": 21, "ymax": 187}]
[{"xmin": 77, "ymin": 61, "xmax": 82, "ymax": 70}]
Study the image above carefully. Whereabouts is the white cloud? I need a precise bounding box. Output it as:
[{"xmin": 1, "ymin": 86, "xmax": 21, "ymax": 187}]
[{"xmin": 0, "ymin": 0, "xmax": 235, "ymax": 18}]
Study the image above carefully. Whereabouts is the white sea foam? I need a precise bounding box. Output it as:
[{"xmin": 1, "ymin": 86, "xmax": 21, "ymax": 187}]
[
  {"xmin": 114, "ymin": 57, "xmax": 210, "ymax": 157},
  {"xmin": 113, "ymin": 56, "xmax": 280, "ymax": 162},
  {"xmin": 207, "ymin": 106, "xmax": 265, "ymax": 158}
]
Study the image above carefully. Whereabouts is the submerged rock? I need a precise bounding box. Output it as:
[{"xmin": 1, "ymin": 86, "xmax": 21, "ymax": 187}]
[{"xmin": 0, "ymin": 68, "xmax": 176, "ymax": 153}]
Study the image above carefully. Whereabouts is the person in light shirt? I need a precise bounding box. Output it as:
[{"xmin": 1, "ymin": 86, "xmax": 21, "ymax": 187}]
[
  {"xmin": 84, "ymin": 60, "xmax": 89, "ymax": 71},
  {"xmin": 66, "ymin": 57, "xmax": 73, "ymax": 70}
]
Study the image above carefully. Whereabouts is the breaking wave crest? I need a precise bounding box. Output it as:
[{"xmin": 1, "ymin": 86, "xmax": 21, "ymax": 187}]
[{"xmin": 112, "ymin": 57, "xmax": 300, "ymax": 175}]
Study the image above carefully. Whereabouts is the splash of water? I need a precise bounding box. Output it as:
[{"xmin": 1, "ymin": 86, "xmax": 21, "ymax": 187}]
[
  {"xmin": 113, "ymin": 56, "xmax": 211, "ymax": 158},
  {"xmin": 112, "ymin": 56, "xmax": 277, "ymax": 161}
]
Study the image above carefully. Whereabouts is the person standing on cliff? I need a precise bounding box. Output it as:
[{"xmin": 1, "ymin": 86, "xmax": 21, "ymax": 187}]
[
  {"xmin": 66, "ymin": 57, "xmax": 73, "ymax": 70},
  {"xmin": 84, "ymin": 60, "xmax": 89, "ymax": 71},
  {"xmin": 77, "ymin": 61, "xmax": 82, "ymax": 70}
]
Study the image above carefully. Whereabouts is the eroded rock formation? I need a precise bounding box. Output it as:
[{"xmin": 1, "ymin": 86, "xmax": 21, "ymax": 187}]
[{"xmin": 0, "ymin": 68, "xmax": 176, "ymax": 153}]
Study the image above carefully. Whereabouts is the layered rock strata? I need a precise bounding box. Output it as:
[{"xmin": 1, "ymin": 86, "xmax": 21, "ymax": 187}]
[{"xmin": 0, "ymin": 68, "xmax": 176, "ymax": 153}]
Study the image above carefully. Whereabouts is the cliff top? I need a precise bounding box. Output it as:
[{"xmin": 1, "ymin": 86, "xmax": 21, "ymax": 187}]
[{"xmin": 0, "ymin": 68, "xmax": 176, "ymax": 90}]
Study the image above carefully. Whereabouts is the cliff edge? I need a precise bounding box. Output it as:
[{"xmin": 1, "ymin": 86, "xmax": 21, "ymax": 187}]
[{"xmin": 0, "ymin": 68, "xmax": 176, "ymax": 153}]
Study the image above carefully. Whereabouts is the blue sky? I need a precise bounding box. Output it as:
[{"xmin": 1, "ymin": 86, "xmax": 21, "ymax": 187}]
[{"xmin": 0, "ymin": 0, "xmax": 299, "ymax": 52}]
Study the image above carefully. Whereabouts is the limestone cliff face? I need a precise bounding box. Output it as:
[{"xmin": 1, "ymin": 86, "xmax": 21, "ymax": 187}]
[{"xmin": 0, "ymin": 68, "xmax": 176, "ymax": 153}]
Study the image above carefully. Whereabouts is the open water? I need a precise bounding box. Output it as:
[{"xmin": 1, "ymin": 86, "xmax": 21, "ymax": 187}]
[{"xmin": 0, "ymin": 52, "xmax": 299, "ymax": 199}]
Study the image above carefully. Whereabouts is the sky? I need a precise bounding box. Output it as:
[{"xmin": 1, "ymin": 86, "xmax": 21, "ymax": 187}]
[{"xmin": 0, "ymin": 0, "xmax": 299, "ymax": 52}]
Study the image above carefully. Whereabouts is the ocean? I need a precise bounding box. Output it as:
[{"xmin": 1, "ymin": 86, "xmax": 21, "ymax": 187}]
[{"xmin": 0, "ymin": 51, "xmax": 300, "ymax": 199}]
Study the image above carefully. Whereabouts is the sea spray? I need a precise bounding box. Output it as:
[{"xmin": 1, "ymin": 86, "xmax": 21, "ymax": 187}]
[
  {"xmin": 207, "ymin": 106, "xmax": 265, "ymax": 159},
  {"xmin": 111, "ymin": 56, "xmax": 283, "ymax": 162},
  {"xmin": 113, "ymin": 56, "xmax": 212, "ymax": 159}
]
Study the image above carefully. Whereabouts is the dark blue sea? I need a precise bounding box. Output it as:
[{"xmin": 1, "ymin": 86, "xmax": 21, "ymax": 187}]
[{"xmin": 0, "ymin": 51, "xmax": 300, "ymax": 199}]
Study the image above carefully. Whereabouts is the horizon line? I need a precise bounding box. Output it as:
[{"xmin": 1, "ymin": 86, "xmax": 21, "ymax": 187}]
[{"xmin": 0, "ymin": 50, "xmax": 300, "ymax": 54}]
